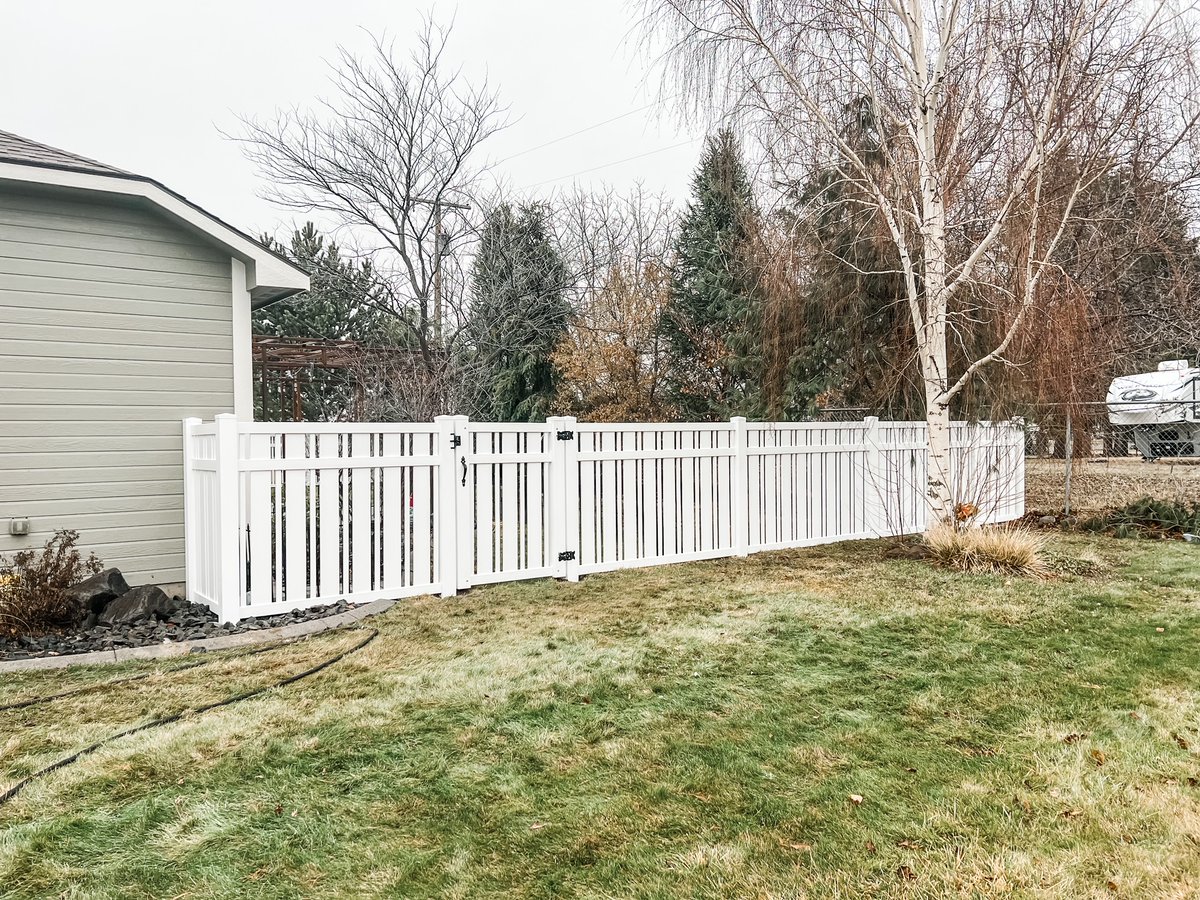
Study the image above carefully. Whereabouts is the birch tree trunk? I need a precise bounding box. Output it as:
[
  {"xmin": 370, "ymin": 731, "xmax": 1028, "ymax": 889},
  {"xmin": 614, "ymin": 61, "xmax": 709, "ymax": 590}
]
[{"xmin": 910, "ymin": 0, "xmax": 955, "ymax": 521}]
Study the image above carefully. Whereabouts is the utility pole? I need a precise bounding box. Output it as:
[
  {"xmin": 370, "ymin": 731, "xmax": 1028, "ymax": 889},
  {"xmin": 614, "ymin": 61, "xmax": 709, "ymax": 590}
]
[{"xmin": 413, "ymin": 196, "xmax": 470, "ymax": 350}]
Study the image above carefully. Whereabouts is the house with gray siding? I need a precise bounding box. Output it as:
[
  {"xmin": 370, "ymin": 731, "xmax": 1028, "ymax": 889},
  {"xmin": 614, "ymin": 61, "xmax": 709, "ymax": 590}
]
[{"xmin": 0, "ymin": 131, "xmax": 308, "ymax": 584}]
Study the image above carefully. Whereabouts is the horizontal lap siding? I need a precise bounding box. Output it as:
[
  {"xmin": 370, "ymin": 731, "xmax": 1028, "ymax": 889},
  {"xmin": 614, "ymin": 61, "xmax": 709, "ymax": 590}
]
[{"xmin": 0, "ymin": 185, "xmax": 234, "ymax": 584}]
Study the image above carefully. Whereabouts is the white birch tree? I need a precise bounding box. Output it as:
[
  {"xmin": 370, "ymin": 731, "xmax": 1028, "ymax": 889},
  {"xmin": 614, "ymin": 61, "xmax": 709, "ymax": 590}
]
[{"xmin": 642, "ymin": 0, "xmax": 1200, "ymax": 521}]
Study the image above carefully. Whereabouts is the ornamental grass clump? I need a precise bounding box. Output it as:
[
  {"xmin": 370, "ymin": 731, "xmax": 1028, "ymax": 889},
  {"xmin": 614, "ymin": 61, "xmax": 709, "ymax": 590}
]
[
  {"xmin": 924, "ymin": 522, "xmax": 1048, "ymax": 576},
  {"xmin": 0, "ymin": 529, "xmax": 100, "ymax": 637}
]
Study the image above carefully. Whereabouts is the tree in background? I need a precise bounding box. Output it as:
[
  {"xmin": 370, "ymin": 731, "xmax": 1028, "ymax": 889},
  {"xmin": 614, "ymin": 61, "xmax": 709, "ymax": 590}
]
[
  {"xmin": 551, "ymin": 186, "xmax": 677, "ymax": 420},
  {"xmin": 647, "ymin": 0, "xmax": 1200, "ymax": 520},
  {"xmin": 661, "ymin": 129, "xmax": 762, "ymax": 420},
  {"xmin": 755, "ymin": 98, "xmax": 921, "ymax": 421},
  {"xmin": 469, "ymin": 202, "xmax": 571, "ymax": 421},
  {"xmin": 254, "ymin": 223, "xmax": 390, "ymax": 344},
  {"xmin": 253, "ymin": 223, "xmax": 396, "ymax": 421},
  {"xmin": 553, "ymin": 261, "xmax": 673, "ymax": 421},
  {"xmin": 237, "ymin": 19, "xmax": 505, "ymax": 418}
]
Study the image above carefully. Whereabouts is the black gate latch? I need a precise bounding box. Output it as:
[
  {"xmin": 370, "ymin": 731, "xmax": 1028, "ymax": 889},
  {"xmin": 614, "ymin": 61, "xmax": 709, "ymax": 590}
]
[
  {"xmin": 557, "ymin": 551, "xmax": 576, "ymax": 561},
  {"xmin": 556, "ymin": 430, "xmax": 574, "ymax": 440},
  {"xmin": 450, "ymin": 434, "xmax": 462, "ymax": 448}
]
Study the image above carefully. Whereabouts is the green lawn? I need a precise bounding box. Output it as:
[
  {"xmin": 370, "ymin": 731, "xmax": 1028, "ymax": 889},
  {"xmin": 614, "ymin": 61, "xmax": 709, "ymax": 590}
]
[{"xmin": 1, "ymin": 534, "xmax": 1198, "ymax": 899}]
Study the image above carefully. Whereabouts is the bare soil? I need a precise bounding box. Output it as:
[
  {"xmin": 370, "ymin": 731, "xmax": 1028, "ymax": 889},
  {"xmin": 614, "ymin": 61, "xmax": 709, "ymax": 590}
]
[{"xmin": 1026, "ymin": 456, "xmax": 1200, "ymax": 514}]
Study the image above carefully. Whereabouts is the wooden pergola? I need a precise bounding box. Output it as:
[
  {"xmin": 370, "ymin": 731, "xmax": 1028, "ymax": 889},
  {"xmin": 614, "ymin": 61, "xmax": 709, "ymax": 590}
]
[{"xmin": 253, "ymin": 335, "xmax": 416, "ymax": 421}]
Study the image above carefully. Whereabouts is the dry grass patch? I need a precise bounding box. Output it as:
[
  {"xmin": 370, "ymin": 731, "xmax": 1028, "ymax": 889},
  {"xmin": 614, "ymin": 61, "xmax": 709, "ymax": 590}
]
[{"xmin": 925, "ymin": 522, "xmax": 1049, "ymax": 575}]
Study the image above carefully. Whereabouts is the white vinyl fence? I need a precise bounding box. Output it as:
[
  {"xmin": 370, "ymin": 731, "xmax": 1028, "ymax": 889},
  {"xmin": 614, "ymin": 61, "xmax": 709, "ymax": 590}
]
[{"xmin": 183, "ymin": 414, "xmax": 1024, "ymax": 622}]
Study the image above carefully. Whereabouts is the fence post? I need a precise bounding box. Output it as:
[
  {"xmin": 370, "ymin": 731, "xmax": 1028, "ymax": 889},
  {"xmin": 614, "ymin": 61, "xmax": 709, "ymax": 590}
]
[
  {"xmin": 731, "ymin": 416, "xmax": 750, "ymax": 556},
  {"xmin": 435, "ymin": 415, "xmax": 467, "ymax": 598},
  {"xmin": 213, "ymin": 413, "xmax": 242, "ymax": 624},
  {"xmin": 181, "ymin": 417, "xmax": 201, "ymax": 608},
  {"xmin": 1063, "ymin": 409, "xmax": 1074, "ymax": 517},
  {"xmin": 1012, "ymin": 417, "xmax": 1026, "ymax": 520},
  {"xmin": 548, "ymin": 416, "xmax": 580, "ymax": 580},
  {"xmin": 863, "ymin": 416, "xmax": 885, "ymax": 536}
]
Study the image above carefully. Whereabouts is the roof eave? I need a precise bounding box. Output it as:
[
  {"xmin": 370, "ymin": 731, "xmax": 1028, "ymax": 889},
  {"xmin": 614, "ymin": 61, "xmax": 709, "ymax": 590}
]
[{"xmin": 0, "ymin": 161, "xmax": 310, "ymax": 303}]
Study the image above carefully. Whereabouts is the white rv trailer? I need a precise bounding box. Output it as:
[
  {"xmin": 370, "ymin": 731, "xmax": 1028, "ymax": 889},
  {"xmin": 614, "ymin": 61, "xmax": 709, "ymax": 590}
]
[{"xmin": 1106, "ymin": 360, "xmax": 1200, "ymax": 459}]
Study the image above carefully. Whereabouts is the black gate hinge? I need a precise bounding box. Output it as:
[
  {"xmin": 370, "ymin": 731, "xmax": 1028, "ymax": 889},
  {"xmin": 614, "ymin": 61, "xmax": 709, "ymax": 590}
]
[
  {"xmin": 451, "ymin": 434, "xmax": 462, "ymax": 448},
  {"xmin": 557, "ymin": 550, "xmax": 576, "ymax": 561},
  {"xmin": 556, "ymin": 430, "xmax": 574, "ymax": 441}
]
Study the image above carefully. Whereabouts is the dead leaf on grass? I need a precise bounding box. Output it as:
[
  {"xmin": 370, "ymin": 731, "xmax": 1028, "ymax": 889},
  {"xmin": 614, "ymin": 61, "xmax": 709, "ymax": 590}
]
[
  {"xmin": 1090, "ymin": 748, "xmax": 1107, "ymax": 766},
  {"xmin": 849, "ymin": 793, "xmax": 864, "ymax": 806},
  {"xmin": 897, "ymin": 864, "xmax": 917, "ymax": 881}
]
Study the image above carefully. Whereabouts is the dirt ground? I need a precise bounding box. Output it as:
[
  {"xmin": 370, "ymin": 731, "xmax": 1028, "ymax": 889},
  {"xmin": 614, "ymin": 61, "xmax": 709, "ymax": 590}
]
[{"xmin": 1025, "ymin": 456, "xmax": 1200, "ymax": 514}]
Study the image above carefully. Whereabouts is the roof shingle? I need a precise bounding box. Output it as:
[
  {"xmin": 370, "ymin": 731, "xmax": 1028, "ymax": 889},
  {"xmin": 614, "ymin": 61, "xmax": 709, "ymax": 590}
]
[{"xmin": 0, "ymin": 129, "xmax": 132, "ymax": 178}]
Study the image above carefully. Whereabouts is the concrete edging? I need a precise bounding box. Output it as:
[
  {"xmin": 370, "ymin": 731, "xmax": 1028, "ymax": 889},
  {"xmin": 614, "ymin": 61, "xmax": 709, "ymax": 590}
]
[{"xmin": 0, "ymin": 597, "xmax": 398, "ymax": 674}]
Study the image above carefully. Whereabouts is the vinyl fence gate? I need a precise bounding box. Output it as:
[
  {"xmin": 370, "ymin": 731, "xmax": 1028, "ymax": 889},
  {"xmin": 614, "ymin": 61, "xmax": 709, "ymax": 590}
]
[{"xmin": 183, "ymin": 415, "xmax": 1025, "ymax": 622}]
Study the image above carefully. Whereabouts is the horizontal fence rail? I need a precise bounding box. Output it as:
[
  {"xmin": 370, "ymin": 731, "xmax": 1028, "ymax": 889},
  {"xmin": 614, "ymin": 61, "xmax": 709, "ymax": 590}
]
[{"xmin": 183, "ymin": 415, "xmax": 1025, "ymax": 622}]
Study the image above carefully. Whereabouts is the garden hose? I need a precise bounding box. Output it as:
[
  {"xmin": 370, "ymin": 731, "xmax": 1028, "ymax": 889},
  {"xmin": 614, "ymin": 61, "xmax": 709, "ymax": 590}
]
[
  {"xmin": 0, "ymin": 634, "xmax": 320, "ymax": 713},
  {"xmin": 0, "ymin": 626, "xmax": 378, "ymax": 807}
]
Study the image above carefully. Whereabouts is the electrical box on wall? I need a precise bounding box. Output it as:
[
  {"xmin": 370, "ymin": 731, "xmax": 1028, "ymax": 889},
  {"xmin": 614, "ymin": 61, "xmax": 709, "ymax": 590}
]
[{"xmin": 8, "ymin": 518, "xmax": 30, "ymax": 536}]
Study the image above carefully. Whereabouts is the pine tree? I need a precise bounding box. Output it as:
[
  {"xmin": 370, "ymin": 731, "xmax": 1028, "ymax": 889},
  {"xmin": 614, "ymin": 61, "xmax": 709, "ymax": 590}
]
[
  {"xmin": 252, "ymin": 223, "xmax": 396, "ymax": 420},
  {"xmin": 662, "ymin": 129, "xmax": 762, "ymax": 420},
  {"xmin": 469, "ymin": 203, "xmax": 571, "ymax": 421},
  {"xmin": 253, "ymin": 223, "xmax": 391, "ymax": 345}
]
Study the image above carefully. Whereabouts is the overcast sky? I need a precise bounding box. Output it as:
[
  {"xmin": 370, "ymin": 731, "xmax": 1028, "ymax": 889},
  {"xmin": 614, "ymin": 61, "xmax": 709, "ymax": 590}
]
[{"xmin": 3, "ymin": 1, "xmax": 703, "ymax": 238}]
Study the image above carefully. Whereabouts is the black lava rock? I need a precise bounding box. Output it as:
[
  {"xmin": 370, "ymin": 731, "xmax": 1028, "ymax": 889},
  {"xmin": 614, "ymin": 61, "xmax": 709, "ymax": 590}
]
[
  {"xmin": 98, "ymin": 585, "xmax": 185, "ymax": 626},
  {"xmin": 64, "ymin": 568, "xmax": 131, "ymax": 619},
  {"xmin": 2, "ymin": 598, "xmax": 361, "ymax": 661}
]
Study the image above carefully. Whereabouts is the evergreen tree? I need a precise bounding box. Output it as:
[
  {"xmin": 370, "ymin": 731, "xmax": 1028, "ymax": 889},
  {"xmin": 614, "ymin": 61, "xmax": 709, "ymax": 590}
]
[
  {"xmin": 469, "ymin": 203, "xmax": 571, "ymax": 421},
  {"xmin": 759, "ymin": 97, "xmax": 925, "ymax": 420},
  {"xmin": 662, "ymin": 129, "xmax": 762, "ymax": 420},
  {"xmin": 253, "ymin": 223, "xmax": 391, "ymax": 344},
  {"xmin": 253, "ymin": 223, "xmax": 396, "ymax": 420}
]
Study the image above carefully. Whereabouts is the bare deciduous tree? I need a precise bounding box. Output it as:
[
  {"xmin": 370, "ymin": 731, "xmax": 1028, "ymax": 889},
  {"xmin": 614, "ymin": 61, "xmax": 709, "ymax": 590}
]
[
  {"xmin": 551, "ymin": 185, "xmax": 678, "ymax": 305},
  {"xmin": 549, "ymin": 187, "xmax": 678, "ymax": 419},
  {"xmin": 236, "ymin": 19, "xmax": 507, "ymax": 416},
  {"xmin": 643, "ymin": 0, "xmax": 1200, "ymax": 520}
]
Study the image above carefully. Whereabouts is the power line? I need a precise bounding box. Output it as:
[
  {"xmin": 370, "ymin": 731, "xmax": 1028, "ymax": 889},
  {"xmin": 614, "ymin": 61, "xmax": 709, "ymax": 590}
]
[
  {"xmin": 496, "ymin": 98, "xmax": 673, "ymax": 166},
  {"xmin": 520, "ymin": 138, "xmax": 702, "ymax": 191}
]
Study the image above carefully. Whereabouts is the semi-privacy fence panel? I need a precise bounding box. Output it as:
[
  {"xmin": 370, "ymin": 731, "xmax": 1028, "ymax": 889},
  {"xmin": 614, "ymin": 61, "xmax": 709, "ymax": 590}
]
[{"xmin": 183, "ymin": 415, "xmax": 1025, "ymax": 622}]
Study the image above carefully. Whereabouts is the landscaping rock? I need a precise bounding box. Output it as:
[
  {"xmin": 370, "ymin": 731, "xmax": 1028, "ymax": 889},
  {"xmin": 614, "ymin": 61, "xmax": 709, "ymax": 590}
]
[
  {"xmin": 1, "ymin": 598, "xmax": 363, "ymax": 661},
  {"xmin": 98, "ymin": 584, "xmax": 184, "ymax": 626},
  {"xmin": 64, "ymin": 567, "xmax": 130, "ymax": 618}
]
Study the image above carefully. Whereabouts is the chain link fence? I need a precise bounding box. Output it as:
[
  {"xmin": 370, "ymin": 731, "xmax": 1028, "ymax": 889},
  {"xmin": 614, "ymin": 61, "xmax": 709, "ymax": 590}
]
[{"xmin": 1021, "ymin": 401, "xmax": 1200, "ymax": 518}]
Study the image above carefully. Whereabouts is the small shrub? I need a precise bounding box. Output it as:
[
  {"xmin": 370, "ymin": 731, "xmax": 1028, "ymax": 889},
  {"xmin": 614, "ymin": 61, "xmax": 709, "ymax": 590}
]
[
  {"xmin": 924, "ymin": 523, "xmax": 1047, "ymax": 576},
  {"xmin": 0, "ymin": 529, "xmax": 101, "ymax": 637}
]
